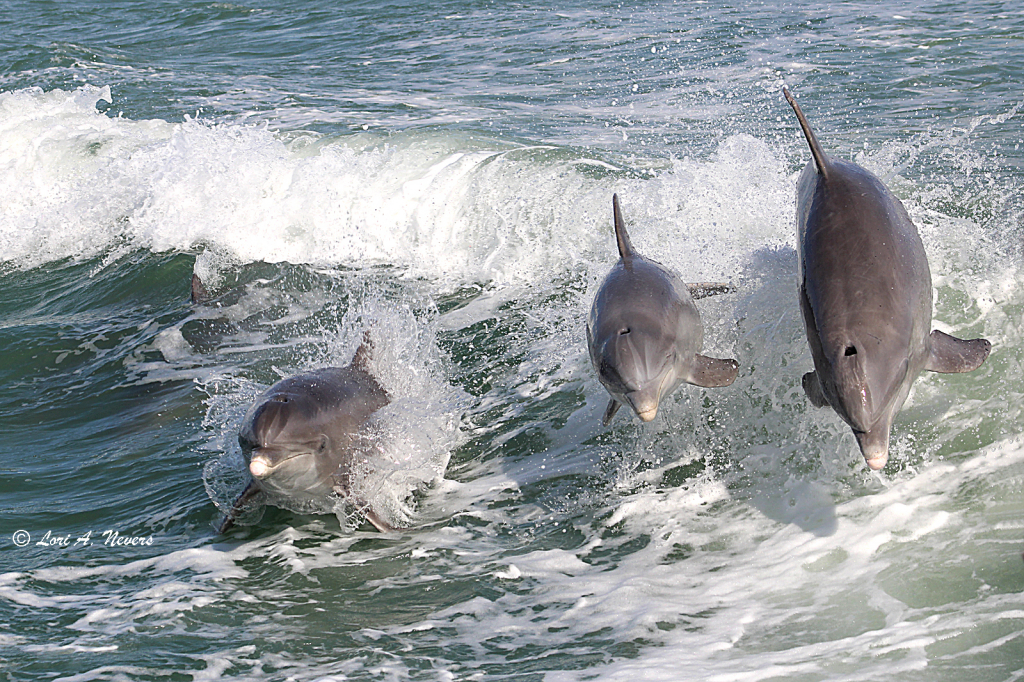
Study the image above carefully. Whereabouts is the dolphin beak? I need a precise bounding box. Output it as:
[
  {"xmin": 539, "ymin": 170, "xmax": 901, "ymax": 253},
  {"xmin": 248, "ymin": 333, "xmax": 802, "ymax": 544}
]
[
  {"xmin": 855, "ymin": 429, "xmax": 889, "ymax": 471},
  {"xmin": 636, "ymin": 406, "xmax": 658, "ymax": 422},
  {"xmin": 864, "ymin": 453, "xmax": 888, "ymax": 471},
  {"xmin": 625, "ymin": 390, "xmax": 660, "ymax": 422},
  {"xmin": 249, "ymin": 454, "xmax": 271, "ymax": 478}
]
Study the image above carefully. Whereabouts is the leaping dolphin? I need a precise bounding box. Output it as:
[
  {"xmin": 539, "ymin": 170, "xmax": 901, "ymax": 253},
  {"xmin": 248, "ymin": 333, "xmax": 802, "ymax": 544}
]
[
  {"xmin": 587, "ymin": 194, "xmax": 739, "ymax": 424},
  {"xmin": 217, "ymin": 331, "xmax": 393, "ymax": 532},
  {"xmin": 784, "ymin": 87, "xmax": 991, "ymax": 470}
]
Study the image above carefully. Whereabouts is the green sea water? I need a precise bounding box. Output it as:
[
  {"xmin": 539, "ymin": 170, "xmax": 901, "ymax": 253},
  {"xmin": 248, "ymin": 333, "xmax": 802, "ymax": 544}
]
[{"xmin": 1, "ymin": 1, "xmax": 1023, "ymax": 680}]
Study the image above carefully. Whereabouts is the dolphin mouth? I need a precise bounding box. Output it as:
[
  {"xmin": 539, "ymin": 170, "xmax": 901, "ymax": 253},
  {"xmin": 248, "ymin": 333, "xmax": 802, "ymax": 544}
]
[
  {"xmin": 249, "ymin": 456, "xmax": 271, "ymax": 478},
  {"xmin": 864, "ymin": 455, "xmax": 888, "ymax": 471},
  {"xmin": 248, "ymin": 449, "xmax": 311, "ymax": 479},
  {"xmin": 853, "ymin": 429, "xmax": 889, "ymax": 471},
  {"xmin": 625, "ymin": 390, "xmax": 661, "ymax": 422},
  {"xmin": 624, "ymin": 367, "xmax": 675, "ymax": 422},
  {"xmin": 636, "ymin": 406, "xmax": 658, "ymax": 422}
]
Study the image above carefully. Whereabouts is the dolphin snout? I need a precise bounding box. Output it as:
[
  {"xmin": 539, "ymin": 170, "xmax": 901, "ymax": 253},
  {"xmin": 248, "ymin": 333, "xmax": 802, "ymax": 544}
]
[
  {"xmin": 249, "ymin": 455, "xmax": 271, "ymax": 478},
  {"xmin": 854, "ymin": 429, "xmax": 890, "ymax": 471},
  {"xmin": 625, "ymin": 390, "xmax": 660, "ymax": 422},
  {"xmin": 865, "ymin": 456, "xmax": 888, "ymax": 471},
  {"xmin": 863, "ymin": 450, "xmax": 888, "ymax": 471}
]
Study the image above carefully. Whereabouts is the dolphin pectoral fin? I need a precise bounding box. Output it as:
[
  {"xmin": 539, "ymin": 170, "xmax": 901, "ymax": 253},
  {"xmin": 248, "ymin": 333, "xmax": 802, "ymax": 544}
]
[
  {"xmin": 924, "ymin": 330, "xmax": 992, "ymax": 374},
  {"xmin": 687, "ymin": 283, "xmax": 735, "ymax": 300},
  {"xmin": 215, "ymin": 479, "xmax": 263, "ymax": 534},
  {"xmin": 689, "ymin": 355, "xmax": 739, "ymax": 388},
  {"xmin": 364, "ymin": 509, "xmax": 395, "ymax": 532},
  {"xmin": 602, "ymin": 398, "xmax": 622, "ymax": 425},
  {"xmin": 802, "ymin": 371, "xmax": 829, "ymax": 408}
]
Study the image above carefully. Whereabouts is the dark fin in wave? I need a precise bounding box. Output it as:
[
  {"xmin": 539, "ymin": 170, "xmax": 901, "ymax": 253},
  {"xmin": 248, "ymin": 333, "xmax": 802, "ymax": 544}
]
[
  {"xmin": 190, "ymin": 273, "xmax": 210, "ymax": 304},
  {"xmin": 783, "ymin": 88, "xmax": 830, "ymax": 180},
  {"xmin": 924, "ymin": 329, "xmax": 991, "ymax": 373},
  {"xmin": 612, "ymin": 194, "xmax": 634, "ymax": 260}
]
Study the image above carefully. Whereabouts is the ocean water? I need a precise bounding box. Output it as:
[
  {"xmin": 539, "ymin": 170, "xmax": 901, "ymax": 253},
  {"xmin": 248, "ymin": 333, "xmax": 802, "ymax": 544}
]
[{"xmin": 1, "ymin": 1, "xmax": 1022, "ymax": 680}]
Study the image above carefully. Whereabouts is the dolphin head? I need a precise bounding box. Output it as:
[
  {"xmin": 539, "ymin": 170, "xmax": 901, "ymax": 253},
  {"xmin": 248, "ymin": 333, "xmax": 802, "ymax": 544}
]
[
  {"xmin": 594, "ymin": 324, "xmax": 682, "ymax": 422},
  {"xmin": 239, "ymin": 394, "xmax": 336, "ymax": 499},
  {"xmin": 821, "ymin": 335, "xmax": 911, "ymax": 471}
]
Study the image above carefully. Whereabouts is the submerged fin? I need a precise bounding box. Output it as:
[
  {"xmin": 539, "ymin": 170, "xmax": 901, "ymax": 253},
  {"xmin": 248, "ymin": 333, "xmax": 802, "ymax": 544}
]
[
  {"xmin": 687, "ymin": 282, "xmax": 735, "ymax": 300},
  {"xmin": 602, "ymin": 398, "xmax": 622, "ymax": 425},
  {"xmin": 783, "ymin": 88, "xmax": 830, "ymax": 180},
  {"xmin": 802, "ymin": 371, "xmax": 829, "ymax": 408},
  {"xmin": 364, "ymin": 509, "xmax": 395, "ymax": 532},
  {"xmin": 924, "ymin": 329, "xmax": 991, "ymax": 373},
  {"xmin": 612, "ymin": 194, "xmax": 634, "ymax": 260},
  {"xmin": 190, "ymin": 273, "xmax": 210, "ymax": 304},
  {"xmin": 689, "ymin": 355, "xmax": 739, "ymax": 388},
  {"xmin": 215, "ymin": 479, "xmax": 263, "ymax": 534}
]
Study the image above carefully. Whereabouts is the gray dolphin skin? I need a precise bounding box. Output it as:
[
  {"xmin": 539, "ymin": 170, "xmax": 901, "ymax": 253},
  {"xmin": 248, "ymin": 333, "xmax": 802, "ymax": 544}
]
[
  {"xmin": 784, "ymin": 87, "xmax": 991, "ymax": 471},
  {"xmin": 587, "ymin": 194, "xmax": 739, "ymax": 424},
  {"xmin": 217, "ymin": 331, "xmax": 392, "ymax": 532}
]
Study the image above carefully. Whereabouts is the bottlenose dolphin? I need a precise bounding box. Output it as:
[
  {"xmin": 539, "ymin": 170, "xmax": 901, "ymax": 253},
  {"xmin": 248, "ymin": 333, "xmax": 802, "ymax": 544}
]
[
  {"xmin": 587, "ymin": 194, "xmax": 739, "ymax": 424},
  {"xmin": 217, "ymin": 331, "xmax": 393, "ymax": 532},
  {"xmin": 784, "ymin": 87, "xmax": 991, "ymax": 470}
]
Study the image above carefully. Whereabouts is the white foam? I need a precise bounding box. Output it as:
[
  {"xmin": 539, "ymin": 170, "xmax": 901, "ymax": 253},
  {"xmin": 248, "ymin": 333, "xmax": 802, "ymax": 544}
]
[{"xmin": 0, "ymin": 86, "xmax": 610, "ymax": 289}]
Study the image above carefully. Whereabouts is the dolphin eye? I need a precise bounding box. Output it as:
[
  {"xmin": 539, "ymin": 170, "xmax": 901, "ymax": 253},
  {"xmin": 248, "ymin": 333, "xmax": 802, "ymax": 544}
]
[
  {"xmin": 619, "ymin": 328, "xmax": 630, "ymax": 335},
  {"xmin": 273, "ymin": 395, "xmax": 290, "ymax": 403},
  {"xmin": 844, "ymin": 346, "xmax": 857, "ymax": 357}
]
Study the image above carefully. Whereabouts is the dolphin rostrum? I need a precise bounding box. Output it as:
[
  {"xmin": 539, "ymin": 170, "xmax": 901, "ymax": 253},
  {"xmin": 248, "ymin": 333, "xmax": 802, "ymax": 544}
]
[
  {"xmin": 587, "ymin": 194, "xmax": 739, "ymax": 424},
  {"xmin": 217, "ymin": 331, "xmax": 393, "ymax": 532},
  {"xmin": 784, "ymin": 87, "xmax": 991, "ymax": 470}
]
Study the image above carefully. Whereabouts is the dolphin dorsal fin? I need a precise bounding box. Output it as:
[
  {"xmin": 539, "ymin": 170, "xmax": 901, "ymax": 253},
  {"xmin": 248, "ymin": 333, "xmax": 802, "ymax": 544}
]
[
  {"xmin": 612, "ymin": 193, "xmax": 634, "ymax": 260},
  {"xmin": 352, "ymin": 329, "xmax": 374, "ymax": 372},
  {"xmin": 783, "ymin": 88, "xmax": 830, "ymax": 181},
  {"xmin": 190, "ymin": 273, "xmax": 209, "ymax": 304}
]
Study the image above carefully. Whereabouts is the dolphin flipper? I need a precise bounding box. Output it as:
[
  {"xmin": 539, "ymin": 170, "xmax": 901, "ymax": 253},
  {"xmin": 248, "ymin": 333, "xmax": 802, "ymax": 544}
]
[
  {"xmin": 364, "ymin": 509, "xmax": 395, "ymax": 532},
  {"xmin": 924, "ymin": 330, "xmax": 992, "ymax": 374},
  {"xmin": 687, "ymin": 283, "xmax": 735, "ymax": 300},
  {"xmin": 215, "ymin": 479, "xmax": 263, "ymax": 534},
  {"xmin": 602, "ymin": 398, "xmax": 622, "ymax": 425},
  {"xmin": 802, "ymin": 371, "xmax": 829, "ymax": 408},
  {"xmin": 689, "ymin": 355, "xmax": 739, "ymax": 388}
]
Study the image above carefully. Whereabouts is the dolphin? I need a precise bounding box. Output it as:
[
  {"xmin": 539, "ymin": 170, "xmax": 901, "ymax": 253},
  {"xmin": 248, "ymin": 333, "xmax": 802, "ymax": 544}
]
[
  {"xmin": 784, "ymin": 87, "xmax": 991, "ymax": 470},
  {"xmin": 587, "ymin": 194, "xmax": 739, "ymax": 424},
  {"xmin": 217, "ymin": 331, "xmax": 393, "ymax": 532}
]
